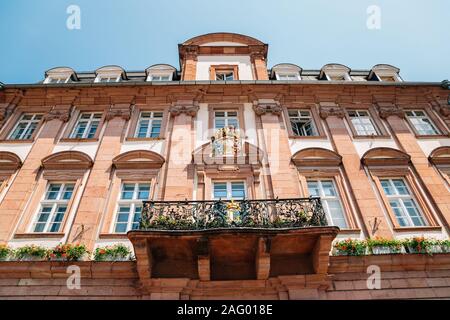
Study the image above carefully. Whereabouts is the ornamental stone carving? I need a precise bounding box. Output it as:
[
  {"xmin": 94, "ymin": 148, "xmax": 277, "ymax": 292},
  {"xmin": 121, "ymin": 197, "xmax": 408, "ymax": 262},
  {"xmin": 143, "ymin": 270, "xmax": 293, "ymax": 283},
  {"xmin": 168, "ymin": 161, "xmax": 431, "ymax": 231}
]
[
  {"xmin": 105, "ymin": 104, "xmax": 132, "ymax": 121},
  {"xmin": 318, "ymin": 102, "xmax": 345, "ymax": 119},
  {"xmin": 376, "ymin": 102, "xmax": 405, "ymax": 119},
  {"xmin": 43, "ymin": 105, "xmax": 72, "ymax": 122},
  {"xmin": 252, "ymin": 100, "xmax": 282, "ymax": 116},
  {"xmin": 169, "ymin": 102, "xmax": 199, "ymax": 117}
]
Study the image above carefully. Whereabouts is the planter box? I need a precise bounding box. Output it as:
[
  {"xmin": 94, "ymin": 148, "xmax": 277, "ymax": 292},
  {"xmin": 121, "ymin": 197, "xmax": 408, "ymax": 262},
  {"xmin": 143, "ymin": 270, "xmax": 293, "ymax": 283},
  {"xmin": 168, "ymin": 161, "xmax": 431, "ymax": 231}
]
[
  {"xmin": 370, "ymin": 245, "xmax": 405, "ymax": 255},
  {"xmin": 427, "ymin": 245, "xmax": 443, "ymax": 254},
  {"xmin": 96, "ymin": 255, "xmax": 130, "ymax": 261},
  {"xmin": 406, "ymin": 246, "xmax": 428, "ymax": 254},
  {"xmin": 15, "ymin": 256, "xmax": 47, "ymax": 261},
  {"xmin": 441, "ymin": 246, "xmax": 450, "ymax": 253}
]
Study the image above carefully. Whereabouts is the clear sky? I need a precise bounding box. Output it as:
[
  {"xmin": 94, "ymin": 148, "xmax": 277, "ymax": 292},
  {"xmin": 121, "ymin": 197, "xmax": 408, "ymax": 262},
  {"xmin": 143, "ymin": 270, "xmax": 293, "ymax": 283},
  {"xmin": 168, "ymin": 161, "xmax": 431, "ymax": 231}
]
[{"xmin": 0, "ymin": 0, "xmax": 448, "ymax": 84}]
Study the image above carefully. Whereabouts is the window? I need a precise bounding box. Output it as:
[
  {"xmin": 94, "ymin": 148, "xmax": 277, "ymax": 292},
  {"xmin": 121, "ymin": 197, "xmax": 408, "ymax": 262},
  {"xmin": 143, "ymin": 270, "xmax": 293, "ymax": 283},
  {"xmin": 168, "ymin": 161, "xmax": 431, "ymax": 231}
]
[
  {"xmin": 8, "ymin": 114, "xmax": 42, "ymax": 140},
  {"xmin": 215, "ymin": 71, "xmax": 234, "ymax": 81},
  {"xmin": 348, "ymin": 110, "xmax": 379, "ymax": 136},
  {"xmin": 405, "ymin": 110, "xmax": 440, "ymax": 135},
  {"xmin": 135, "ymin": 111, "xmax": 163, "ymax": 138},
  {"xmin": 214, "ymin": 111, "xmax": 239, "ymax": 129},
  {"xmin": 379, "ymin": 75, "xmax": 396, "ymax": 82},
  {"xmin": 380, "ymin": 178, "xmax": 427, "ymax": 227},
  {"xmin": 70, "ymin": 113, "xmax": 102, "ymax": 139},
  {"xmin": 277, "ymin": 73, "xmax": 300, "ymax": 81},
  {"xmin": 46, "ymin": 77, "xmax": 69, "ymax": 84},
  {"xmin": 307, "ymin": 179, "xmax": 347, "ymax": 228},
  {"xmin": 114, "ymin": 183, "xmax": 150, "ymax": 233},
  {"xmin": 33, "ymin": 183, "xmax": 74, "ymax": 233},
  {"xmin": 148, "ymin": 74, "xmax": 171, "ymax": 81},
  {"xmin": 213, "ymin": 181, "xmax": 246, "ymax": 200},
  {"xmin": 96, "ymin": 76, "xmax": 119, "ymax": 83},
  {"xmin": 288, "ymin": 110, "xmax": 318, "ymax": 136},
  {"xmin": 328, "ymin": 75, "xmax": 346, "ymax": 81}
]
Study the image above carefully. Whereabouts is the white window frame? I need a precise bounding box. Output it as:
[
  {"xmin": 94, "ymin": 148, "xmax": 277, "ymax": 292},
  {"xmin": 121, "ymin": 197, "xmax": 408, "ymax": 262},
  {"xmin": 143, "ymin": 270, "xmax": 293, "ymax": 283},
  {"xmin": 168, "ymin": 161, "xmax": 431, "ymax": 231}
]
[
  {"xmin": 8, "ymin": 113, "xmax": 43, "ymax": 140},
  {"xmin": 113, "ymin": 182, "xmax": 151, "ymax": 233},
  {"xmin": 31, "ymin": 182, "xmax": 75, "ymax": 233},
  {"xmin": 326, "ymin": 73, "xmax": 351, "ymax": 81},
  {"xmin": 307, "ymin": 179, "xmax": 348, "ymax": 228},
  {"xmin": 348, "ymin": 110, "xmax": 379, "ymax": 136},
  {"xmin": 214, "ymin": 110, "xmax": 239, "ymax": 129},
  {"xmin": 405, "ymin": 110, "xmax": 440, "ymax": 135},
  {"xmin": 147, "ymin": 74, "xmax": 172, "ymax": 81},
  {"xmin": 70, "ymin": 112, "xmax": 103, "ymax": 139},
  {"xmin": 212, "ymin": 181, "xmax": 246, "ymax": 200},
  {"xmin": 134, "ymin": 111, "xmax": 163, "ymax": 138},
  {"xmin": 288, "ymin": 109, "xmax": 318, "ymax": 136},
  {"xmin": 380, "ymin": 178, "xmax": 428, "ymax": 227},
  {"xmin": 215, "ymin": 71, "xmax": 235, "ymax": 81},
  {"xmin": 45, "ymin": 76, "xmax": 70, "ymax": 84},
  {"xmin": 95, "ymin": 75, "xmax": 121, "ymax": 83},
  {"xmin": 276, "ymin": 73, "xmax": 301, "ymax": 81},
  {"xmin": 376, "ymin": 73, "xmax": 402, "ymax": 82}
]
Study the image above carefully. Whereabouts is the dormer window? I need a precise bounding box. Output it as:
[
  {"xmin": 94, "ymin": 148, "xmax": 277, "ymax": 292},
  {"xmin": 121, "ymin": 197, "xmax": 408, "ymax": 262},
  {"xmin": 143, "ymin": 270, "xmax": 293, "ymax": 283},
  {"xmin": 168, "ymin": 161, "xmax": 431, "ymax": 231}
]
[
  {"xmin": 145, "ymin": 64, "xmax": 176, "ymax": 82},
  {"xmin": 369, "ymin": 64, "xmax": 402, "ymax": 82},
  {"xmin": 216, "ymin": 71, "xmax": 234, "ymax": 81},
  {"xmin": 148, "ymin": 74, "xmax": 171, "ymax": 81},
  {"xmin": 45, "ymin": 77, "xmax": 70, "ymax": 84},
  {"xmin": 95, "ymin": 66, "xmax": 126, "ymax": 83},
  {"xmin": 320, "ymin": 64, "xmax": 351, "ymax": 81},
  {"xmin": 44, "ymin": 67, "xmax": 77, "ymax": 84},
  {"xmin": 96, "ymin": 75, "xmax": 120, "ymax": 83},
  {"xmin": 271, "ymin": 64, "xmax": 302, "ymax": 81},
  {"xmin": 210, "ymin": 65, "xmax": 239, "ymax": 81}
]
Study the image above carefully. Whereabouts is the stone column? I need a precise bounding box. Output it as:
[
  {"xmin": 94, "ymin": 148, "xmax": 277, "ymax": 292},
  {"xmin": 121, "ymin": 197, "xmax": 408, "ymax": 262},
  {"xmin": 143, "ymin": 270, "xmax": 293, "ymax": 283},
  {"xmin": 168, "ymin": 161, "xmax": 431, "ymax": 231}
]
[
  {"xmin": 67, "ymin": 104, "xmax": 131, "ymax": 249},
  {"xmin": 180, "ymin": 46, "xmax": 198, "ymax": 81},
  {"xmin": 0, "ymin": 105, "xmax": 71, "ymax": 243},
  {"xmin": 319, "ymin": 102, "xmax": 391, "ymax": 238},
  {"xmin": 161, "ymin": 101, "xmax": 198, "ymax": 200},
  {"xmin": 377, "ymin": 102, "xmax": 450, "ymax": 230},
  {"xmin": 250, "ymin": 51, "xmax": 269, "ymax": 80},
  {"xmin": 254, "ymin": 99, "xmax": 301, "ymax": 198}
]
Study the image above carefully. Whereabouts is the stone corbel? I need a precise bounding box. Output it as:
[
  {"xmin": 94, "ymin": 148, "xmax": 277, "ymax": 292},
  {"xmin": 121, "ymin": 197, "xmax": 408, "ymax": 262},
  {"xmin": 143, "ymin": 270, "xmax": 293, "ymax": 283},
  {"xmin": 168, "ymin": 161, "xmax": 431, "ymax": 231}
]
[
  {"xmin": 43, "ymin": 105, "xmax": 72, "ymax": 122},
  {"xmin": 180, "ymin": 45, "xmax": 199, "ymax": 61},
  {"xmin": 252, "ymin": 99, "xmax": 282, "ymax": 116},
  {"xmin": 252, "ymin": 164, "xmax": 261, "ymax": 184},
  {"xmin": 106, "ymin": 104, "xmax": 132, "ymax": 121},
  {"xmin": 318, "ymin": 102, "xmax": 345, "ymax": 119},
  {"xmin": 376, "ymin": 102, "xmax": 405, "ymax": 119},
  {"xmin": 169, "ymin": 101, "xmax": 199, "ymax": 117}
]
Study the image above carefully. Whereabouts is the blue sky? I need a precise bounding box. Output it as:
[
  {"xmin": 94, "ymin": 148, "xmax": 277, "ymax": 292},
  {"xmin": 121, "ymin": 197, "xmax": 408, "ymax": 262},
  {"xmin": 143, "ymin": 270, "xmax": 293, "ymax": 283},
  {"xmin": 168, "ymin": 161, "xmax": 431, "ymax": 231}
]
[{"xmin": 0, "ymin": 0, "xmax": 448, "ymax": 83}]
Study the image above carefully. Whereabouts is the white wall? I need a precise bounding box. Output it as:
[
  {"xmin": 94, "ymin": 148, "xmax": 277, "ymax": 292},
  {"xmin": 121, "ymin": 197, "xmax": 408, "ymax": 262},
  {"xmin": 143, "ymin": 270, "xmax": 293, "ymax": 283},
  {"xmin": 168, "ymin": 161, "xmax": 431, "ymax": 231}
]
[
  {"xmin": 417, "ymin": 138, "xmax": 450, "ymax": 157},
  {"xmin": 289, "ymin": 139, "xmax": 334, "ymax": 155},
  {"xmin": 353, "ymin": 139, "xmax": 399, "ymax": 158},
  {"xmin": 120, "ymin": 140, "xmax": 165, "ymax": 156},
  {"xmin": 0, "ymin": 143, "xmax": 33, "ymax": 161},
  {"xmin": 52, "ymin": 142, "xmax": 100, "ymax": 161},
  {"xmin": 196, "ymin": 55, "xmax": 254, "ymax": 81}
]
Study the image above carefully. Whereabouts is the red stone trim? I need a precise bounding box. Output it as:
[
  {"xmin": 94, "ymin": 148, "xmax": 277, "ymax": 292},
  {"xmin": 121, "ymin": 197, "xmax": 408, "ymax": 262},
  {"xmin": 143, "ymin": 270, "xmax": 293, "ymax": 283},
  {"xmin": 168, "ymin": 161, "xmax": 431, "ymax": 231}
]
[
  {"xmin": 112, "ymin": 150, "xmax": 165, "ymax": 170},
  {"xmin": 429, "ymin": 146, "xmax": 450, "ymax": 165},
  {"xmin": 361, "ymin": 147, "xmax": 410, "ymax": 167},
  {"xmin": 41, "ymin": 151, "xmax": 94, "ymax": 170},
  {"xmin": 0, "ymin": 151, "xmax": 22, "ymax": 171},
  {"xmin": 292, "ymin": 148, "xmax": 342, "ymax": 167}
]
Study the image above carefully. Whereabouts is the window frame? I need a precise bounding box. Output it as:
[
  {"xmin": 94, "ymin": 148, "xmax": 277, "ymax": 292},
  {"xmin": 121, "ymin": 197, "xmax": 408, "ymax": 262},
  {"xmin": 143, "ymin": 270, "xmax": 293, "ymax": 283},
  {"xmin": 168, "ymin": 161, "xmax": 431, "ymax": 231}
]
[
  {"xmin": 147, "ymin": 73, "xmax": 173, "ymax": 82},
  {"xmin": 69, "ymin": 112, "xmax": 103, "ymax": 139},
  {"xmin": 94, "ymin": 75, "xmax": 121, "ymax": 83},
  {"xmin": 379, "ymin": 178, "xmax": 428, "ymax": 228},
  {"xmin": 126, "ymin": 106, "xmax": 168, "ymax": 141},
  {"xmin": 60, "ymin": 108, "xmax": 106, "ymax": 142},
  {"xmin": 404, "ymin": 108, "xmax": 447, "ymax": 138},
  {"xmin": 214, "ymin": 110, "xmax": 239, "ymax": 130},
  {"xmin": 44, "ymin": 76, "xmax": 70, "ymax": 84},
  {"xmin": 112, "ymin": 182, "xmax": 151, "ymax": 233},
  {"xmin": 208, "ymin": 104, "xmax": 246, "ymax": 135},
  {"xmin": 209, "ymin": 65, "xmax": 239, "ymax": 81},
  {"xmin": 276, "ymin": 73, "xmax": 301, "ymax": 81},
  {"xmin": 368, "ymin": 168, "xmax": 440, "ymax": 232},
  {"xmin": 283, "ymin": 105, "xmax": 326, "ymax": 139},
  {"xmin": 133, "ymin": 111, "xmax": 164, "ymax": 139},
  {"xmin": 343, "ymin": 106, "xmax": 390, "ymax": 138},
  {"xmin": 4, "ymin": 113, "xmax": 44, "ymax": 142},
  {"xmin": 212, "ymin": 180, "xmax": 247, "ymax": 200}
]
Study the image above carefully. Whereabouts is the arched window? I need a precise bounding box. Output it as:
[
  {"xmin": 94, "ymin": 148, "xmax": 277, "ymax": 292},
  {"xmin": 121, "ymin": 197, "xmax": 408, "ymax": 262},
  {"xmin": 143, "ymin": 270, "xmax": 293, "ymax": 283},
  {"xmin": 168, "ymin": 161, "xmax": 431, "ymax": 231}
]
[
  {"xmin": 429, "ymin": 146, "xmax": 450, "ymax": 186},
  {"xmin": 291, "ymin": 148, "xmax": 358, "ymax": 230},
  {"xmin": 362, "ymin": 147, "xmax": 440, "ymax": 231}
]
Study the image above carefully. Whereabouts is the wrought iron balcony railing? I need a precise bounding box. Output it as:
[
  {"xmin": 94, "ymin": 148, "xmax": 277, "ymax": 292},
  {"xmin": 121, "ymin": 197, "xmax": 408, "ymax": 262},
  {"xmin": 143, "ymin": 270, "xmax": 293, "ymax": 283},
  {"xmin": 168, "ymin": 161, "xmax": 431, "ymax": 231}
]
[{"xmin": 139, "ymin": 197, "xmax": 327, "ymax": 230}]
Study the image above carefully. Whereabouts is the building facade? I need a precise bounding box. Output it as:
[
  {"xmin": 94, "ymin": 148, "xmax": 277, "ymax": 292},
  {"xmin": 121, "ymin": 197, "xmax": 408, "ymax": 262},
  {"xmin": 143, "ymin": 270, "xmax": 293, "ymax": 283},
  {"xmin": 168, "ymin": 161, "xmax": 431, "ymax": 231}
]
[{"xmin": 0, "ymin": 33, "xmax": 450, "ymax": 299}]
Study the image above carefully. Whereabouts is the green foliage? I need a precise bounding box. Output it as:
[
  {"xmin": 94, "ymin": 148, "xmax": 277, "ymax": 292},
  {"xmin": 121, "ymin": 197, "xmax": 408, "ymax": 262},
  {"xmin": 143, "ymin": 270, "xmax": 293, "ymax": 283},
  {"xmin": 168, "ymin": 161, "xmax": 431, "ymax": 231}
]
[
  {"xmin": 0, "ymin": 245, "xmax": 11, "ymax": 260},
  {"xmin": 47, "ymin": 244, "xmax": 88, "ymax": 261},
  {"xmin": 93, "ymin": 244, "xmax": 132, "ymax": 261},
  {"xmin": 333, "ymin": 239, "xmax": 367, "ymax": 256},
  {"xmin": 366, "ymin": 238, "xmax": 404, "ymax": 254},
  {"xmin": 14, "ymin": 245, "xmax": 48, "ymax": 260}
]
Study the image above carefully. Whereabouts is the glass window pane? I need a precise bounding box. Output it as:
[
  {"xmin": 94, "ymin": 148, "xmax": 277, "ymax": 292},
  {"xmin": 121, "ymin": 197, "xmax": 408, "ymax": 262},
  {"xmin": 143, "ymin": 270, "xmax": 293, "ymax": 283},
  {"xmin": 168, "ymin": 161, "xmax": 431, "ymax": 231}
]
[
  {"xmin": 46, "ymin": 184, "xmax": 61, "ymax": 200},
  {"xmin": 138, "ymin": 184, "xmax": 150, "ymax": 200},
  {"xmin": 307, "ymin": 181, "xmax": 320, "ymax": 197},
  {"xmin": 321, "ymin": 181, "xmax": 336, "ymax": 197},
  {"xmin": 213, "ymin": 183, "xmax": 227, "ymax": 199},
  {"xmin": 121, "ymin": 184, "xmax": 135, "ymax": 200},
  {"xmin": 231, "ymin": 182, "xmax": 245, "ymax": 199}
]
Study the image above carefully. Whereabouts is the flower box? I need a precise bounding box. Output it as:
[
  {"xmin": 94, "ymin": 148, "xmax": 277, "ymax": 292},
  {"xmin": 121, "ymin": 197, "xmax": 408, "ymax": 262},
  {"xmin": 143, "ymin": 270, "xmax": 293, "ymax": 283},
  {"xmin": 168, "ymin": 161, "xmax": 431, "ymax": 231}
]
[
  {"xmin": 93, "ymin": 244, "xmax": 132, "ymax": 261},
  {"xmin": 370, "ymin": 245, "xmax": 405, "ymax": 255}
]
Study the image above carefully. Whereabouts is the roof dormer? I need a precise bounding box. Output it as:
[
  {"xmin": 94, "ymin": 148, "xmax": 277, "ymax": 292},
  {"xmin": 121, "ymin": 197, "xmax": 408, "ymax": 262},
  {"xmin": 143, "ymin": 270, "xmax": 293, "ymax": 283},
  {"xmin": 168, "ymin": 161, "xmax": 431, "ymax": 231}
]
[
  {"xmin": 145, "ymin": 64, "xmax": 177, "ymax": 82},
  {"xmin": 94, "ymin": 65, "xmax": 127, "ymax": 83},
  {"xmin": 271, "ymin": 63, "xmax": 302, "ymax": 80},
  {"xmin": 178, "ymin": 33, "xmax": 269, "ymax": 81},
  {"xmin": 319, "ymin": 64, "xmax": 351, "ymax": 81},
  {"xmin": 44, "ymin": 67, "xmax": 78, "ymax": 84},
  {"xmin": 368, "ymin": 64, "xmax": 402, "ymax": 82}
]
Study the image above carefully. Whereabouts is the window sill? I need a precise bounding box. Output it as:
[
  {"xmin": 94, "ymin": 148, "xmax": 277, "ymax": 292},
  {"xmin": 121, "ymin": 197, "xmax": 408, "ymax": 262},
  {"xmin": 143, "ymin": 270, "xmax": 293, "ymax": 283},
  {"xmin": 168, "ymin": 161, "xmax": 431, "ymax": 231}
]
[
  {"xmin": 288, "ymin": 135, "xmax": 328, "ymax": 140},
  {"xmin": 393, "ymin": 226, "xmax": 442, "ymax": 233},
  {"xmin": 352, "ymin": 134, "xmax": 391, "ymax": 140},
  {"xmin": 338, "ymin": 228, "xmax": 361, "ymax": 234},
  {"xmin": 14, "ymin": 232, "xmax": 65, "ymax": 239},
  {"xmin": 415, "ymin": 134, "xmax": 450, "ymax": 139},
  {"xmin": 0, "ymin": 139, "xmax": 34, "ymax": 144},
  {"xmin": 98, "ymin": 233, "xmax": 129, "ymax": 239},
  {"xmin": 59, "ymin": 137, "xmax": 99, "ymax": 143},
  {"xmin": 125, "ymin": 137, "xmax": 165, "ymax": 142}
]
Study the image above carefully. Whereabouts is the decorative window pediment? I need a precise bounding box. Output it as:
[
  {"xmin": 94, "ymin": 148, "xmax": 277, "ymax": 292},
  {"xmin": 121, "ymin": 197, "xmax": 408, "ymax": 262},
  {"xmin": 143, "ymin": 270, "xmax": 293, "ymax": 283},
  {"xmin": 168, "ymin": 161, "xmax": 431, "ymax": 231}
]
[
  {"xmin": 0, "ymin": 151, "xmax": 22, "ymax": 171},
  {"xmin": 368, "ymin": 64, "xmax": 401, "ymax": 82},
  {"xmin": 112, "ymin": 150, "xmax": 165, "ymax": 170},
  {"xmin": 429, "ymin": 146, "xmax": 450, "ymax": 166},
  {"xmin": 291, "ymin": 148, "xmax": 342, "ymax": 167},
  {"xmin": 44, "ymin": 67, "xmax": 78, "ymax": 84},
  {"xmin": 361, "ymin": 147, "xmax": 410, "ymax": 167},
  {"xmin": 41, "ymin": 151, "xmax": 93, "ymax": 171}
]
